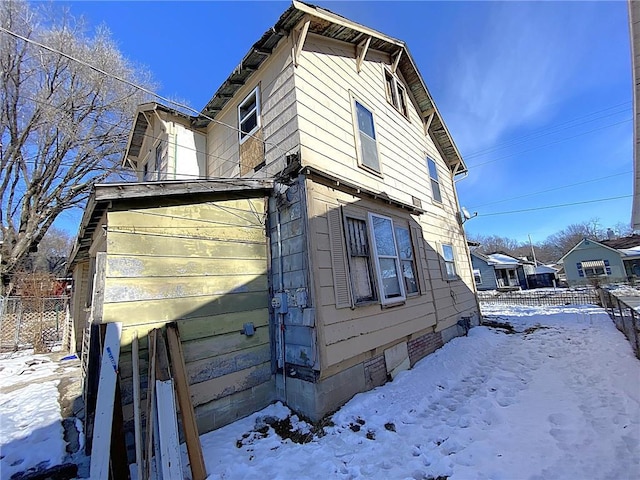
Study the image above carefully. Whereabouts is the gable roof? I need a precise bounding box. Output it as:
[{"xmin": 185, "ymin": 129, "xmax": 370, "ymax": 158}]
[
  {"xmin": 194, "ymin": 1, "xmax": 466, "ymax": 174},
  {"xmin": 558, "ymin": 237, "xmax": 621, "ymax": 264}
]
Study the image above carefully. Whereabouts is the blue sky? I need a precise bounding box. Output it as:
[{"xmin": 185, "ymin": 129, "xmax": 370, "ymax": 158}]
[{"xmin": 56, "ymin": 1, "xmax": 633, "ymax": 244}]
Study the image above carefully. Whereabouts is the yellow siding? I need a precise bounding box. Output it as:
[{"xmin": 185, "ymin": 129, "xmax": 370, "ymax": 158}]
[
  {"xmin": 104, "ymin": 197, "xmax": 271, "ymax": 425},
  {"xmin": 207, "ymin": 36, "xmax": 299, "ymax": 179}
]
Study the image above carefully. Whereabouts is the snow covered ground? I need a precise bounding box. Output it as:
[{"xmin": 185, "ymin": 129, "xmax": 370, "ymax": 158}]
[
  {"xmin": 197, "ymin": 305, "xmax": 640, "ymax": 480},
  {"xmin": 1, "ymin": 305, "xmax": 638, "ymax": 480}
]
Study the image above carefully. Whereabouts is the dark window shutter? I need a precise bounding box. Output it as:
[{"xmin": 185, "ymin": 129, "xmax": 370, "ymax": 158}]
[
  {"xmin": 327, "ymin": 206, "xmax": 353, "ymax": 308},
  {"xmin": 577, "ymin": 262, "xmax": 584, "ymax": 277}
]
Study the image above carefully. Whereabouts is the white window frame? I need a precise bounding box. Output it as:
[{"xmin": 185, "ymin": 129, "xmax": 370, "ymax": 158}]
[
  {"xmin": 427, "ymin": 157, "xmax": 442, "ymax": 203},
  {"xmin": 368, "ymin": 213, "xmax": 406, "ymax": 305},
  {"xmin": 473, "ymin": 269, "xmax": 482, "ymax": 285},
  {"xmin": 442, "ymin": 243, "xmax": 457, "ymax": 280},
  {"xmin": 384, "ymin": 69, "xmax": 408, "ymax": 118},
  {"xmin": 344, "ymin": 216, "xmax": 378, "ymax": 305},
  {"xmin": 394, "ymin": 225, "xmax": 419, "ymax": 296},
  {"xmin": 352, "ymin": 96, "xmax": 381, "ymax": 174},
  {"xmin": 154, "ymin": 142, "xmax": 164, "ymax": 181},
  {"xmin": 238, "ymin": 87, "xmax": 261, "ymax": 144}
]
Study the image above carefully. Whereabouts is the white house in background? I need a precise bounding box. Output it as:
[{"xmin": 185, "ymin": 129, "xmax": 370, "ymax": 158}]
[{"xmin": 559, "ymin": 235, "xmax": 640, "ymax": 285}]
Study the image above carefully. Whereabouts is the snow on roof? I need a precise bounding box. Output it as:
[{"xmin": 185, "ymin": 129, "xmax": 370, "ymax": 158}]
[
  {"xmin": 535, "ymin": 265, "xmax": 557, "ymax": 274},
  {"xmin": 620, "ymin": 246, "xmax": 640, "ymax": 257},
  {"xmin": 487, "ymin": 253, "xmax": 520, "ymax": 265}
]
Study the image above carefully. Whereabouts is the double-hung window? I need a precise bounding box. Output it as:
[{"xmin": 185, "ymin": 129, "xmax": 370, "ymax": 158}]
[
  {"xmin": 345, "ymin": 217, "xmax": 377, "ymax": 304},
  {"xmin": 369, "ymin": 213, "xmax": 405, "ymax": 305},
  {"xmin": 154, "ymin": 142, "xmax": 165, "ymax": 181},
  {"xmin": 238, "ymin": 87, "xmax": 261, "ymax": 143},
  {"xmin": 384, "ymin": 71, "xmax": 408, "ymax": 117},
  {"xmin": 354, "ymin": 100, "xmax": 380, "ymax": 173},
  {"xmin": 394, "ymin": 226, "xmax": 419, "ymax": 295},
  {"xmin": 442, "ymin": 244, "xmax": 457, "ymax": 280},
  {"xmin": 427, "ymin": 157, "xmax": 442, "ymax": 203}
]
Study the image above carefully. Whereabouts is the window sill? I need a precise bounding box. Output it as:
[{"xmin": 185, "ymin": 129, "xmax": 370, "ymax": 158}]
[{"xmin": 357, "ymin": 163, "xmax": 384, "ymax": 179}]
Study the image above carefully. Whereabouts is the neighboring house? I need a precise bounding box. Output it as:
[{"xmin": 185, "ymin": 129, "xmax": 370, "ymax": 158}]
[
  {"xmin": 559, "ymin": 235, "xmax": 640, "ymax": 285},
  {"xmin": 527, "ymin": 265, "xmax": 559, "ymax": 289},
  {"xmin": 470, "ymin": 251, "xmax": 532, "ymax": 291},
  {"xmin": 69, "ymin": 2, "xmax": 479, "ymax": 442}
]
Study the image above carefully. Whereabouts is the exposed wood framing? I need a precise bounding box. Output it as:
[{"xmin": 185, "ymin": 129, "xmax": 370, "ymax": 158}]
[
  {"xmin": 166, "ymin": 323, "xmax": 207, "ymax": 480},
  {"xmin": 391, "ymin": 49, "xmax": 403, "ymax": 74},
  {"xmin": 424, "ymin": 108, "xmax": 435, "ymax": 133},
  {"xmin": 356, "ymin": 36, "xmax": 372, "ymax": 73},
  {"xmin": 293, "ymin": 18, "xmax": 311, "ymax": 67},
  {"xmin": 132, "ymin": 333, "xmax": 143, "ymax": 479}
]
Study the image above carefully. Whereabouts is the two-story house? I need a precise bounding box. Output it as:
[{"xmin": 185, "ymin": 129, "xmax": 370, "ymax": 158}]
[{"xmin": 69, "ymin": 1, "xmax": 479, "ymax": 441}]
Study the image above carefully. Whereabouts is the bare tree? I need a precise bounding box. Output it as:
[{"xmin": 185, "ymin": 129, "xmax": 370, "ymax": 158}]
[{"xmin": 0, "ymin": 0, "xmax": 152, "ymax": 292}]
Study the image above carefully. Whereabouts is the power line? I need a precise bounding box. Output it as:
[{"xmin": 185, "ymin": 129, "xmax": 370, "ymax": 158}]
[
  {"xmin": 464, "ymin": 101, "xmax": 631, "ymax": 160},
  {"xmin": 0, "ymin": 24, "xmax": 291, "ymax": 163},
  {"xmin": 478, "ymin": 194, "xmax": 632, "ymax": 217},
  {"xmin": 468, "ymin": 118, "xmax": 632, "ymax": 169},
  {"xmin": 469, "ymin": 171, "xmax": 632, "ymax": 209}
]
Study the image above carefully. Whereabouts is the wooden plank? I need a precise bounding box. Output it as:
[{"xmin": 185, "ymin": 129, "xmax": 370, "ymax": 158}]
[
  {"xmin": 106, "ymin": 231, "xmax": 267, "ymax": 259},
  {"xmin": 143, "ymin": 330, "xmax": 157, "ymax": 480},
  {"xmin": 102, "ymin": 274, "xmax": 268, "ymax": 304},
  {"xmin": 182, "ymin": 327, "xmax": 270, "ymax": 364},
  {"xmin": 106, "ymin": 255, "xmax": 267, "ymax": 278},
  {"xmin": 131, "ymin": 333, "xmax": 143, "ymax": 480},
  {"xmin": 110, "ymin": 379, "xmax": 129, "ymax": 480},
  {"xmin": 155, "ymin": 379, "xmax": 183, "ymax": 479},
  {"xmin": 166, "ymin": 323, "xmax": 207, "ymax": 480},
  {"xmin": 89, "ymin": 322, "xmax": 122, "ymax": 480},
  {"xmin": 103, "ymin": 291, "xmax": 269, "ymax": 326}
]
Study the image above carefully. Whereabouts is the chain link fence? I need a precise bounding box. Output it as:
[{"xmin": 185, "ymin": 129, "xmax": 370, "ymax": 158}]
[{"xmin": 0, "ymin": 296, "xmax": 71, "ymax": 353}]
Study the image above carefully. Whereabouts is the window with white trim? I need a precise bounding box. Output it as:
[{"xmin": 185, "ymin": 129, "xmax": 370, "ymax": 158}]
[
  {"xmin": 427, "ymin": 157, "xmax": 442, "ymax": 203},
  {"xmin": 578, "ymin": 260, "xmax": 608, "ymax": 277},
  {"xmin": 369, "ymin": 213, "xmax": 405, "ymax": 304},
  {"xmin": 154, "ymin": 142, "xmax": 166, "ymax": 181},
  {"xmin": 354, "ymin": 100, "xmax": 380, "ymax": 172},
  {"xmin": 238, "ymin": 87, "xmax": 261, "ymax": 143},
  {"xmin": 442, "ymin": 244, "xmax": 457, "ymax": 280},
  {"xmin": 384, "ymin": 70, "xmax": 408, "ymax": 117},
  {"xmin": 473, "ymin": 269, "xmax": 482, "ymax": 285}
]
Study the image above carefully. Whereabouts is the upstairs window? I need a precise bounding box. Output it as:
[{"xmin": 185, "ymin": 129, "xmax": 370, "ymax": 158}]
[
  {"xmin": 473, "ymin": 269, "xmax": 482, "ymax": 285},
  {"xmin": 385, "ymin": 70, "xmax": 408, "ymax": 117},
  {"xmin": 442, "ymin": 244, "xmax": 457, "ymax": 280},
  {"xmin": 154, "ymin": 142, "xmax": 166, "ymax": 181},
  {"xmin": 427, "ymin": 157, "xmax": 442, "ymax": 203},
  {"xmin": 238, "ymin": 87, "xmax": 261, "ymax": 143},
  {"xmin": 354, "ymin": 100, "xmax": 380, "ymax": 173}
]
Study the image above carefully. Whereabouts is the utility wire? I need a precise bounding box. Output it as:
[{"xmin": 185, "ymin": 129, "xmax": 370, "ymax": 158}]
[
  {"xmin": 469, "ymin": 171, "xmax": 632, "ymax": 209},
  {"xmin": 469, "ymin": 118, "xmax": 632, "ymax": 169},
  {"xmin": 478, "ymin": 194, "xmax": 632, "ymax": 217},
  {"xmin": 464, "ymin": 101, "xmax": 631, "ymax": 159},
  {"xmin": 0, "ymin": 25, "xmax": 291, "ymax": 162}
]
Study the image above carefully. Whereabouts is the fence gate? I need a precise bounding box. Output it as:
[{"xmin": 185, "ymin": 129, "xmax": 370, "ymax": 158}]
[{"xmin": 0, "ymin": 296, "xmax": 70, "ymax": 352}]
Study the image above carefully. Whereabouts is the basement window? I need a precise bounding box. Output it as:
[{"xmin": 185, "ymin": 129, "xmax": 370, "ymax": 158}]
[{"xmin": 238, "ymin": 87, "xmax": 261, "ymax": 143}]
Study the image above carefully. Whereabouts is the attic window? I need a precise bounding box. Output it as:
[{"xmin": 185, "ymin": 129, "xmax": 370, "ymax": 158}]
[
  {"xmin": 384, "ymin": 70, "xmax": 408, "ymax": 117},
  {"xmin": 238, "ymin": 87, "xmax": 261, "ymax": 143}
]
